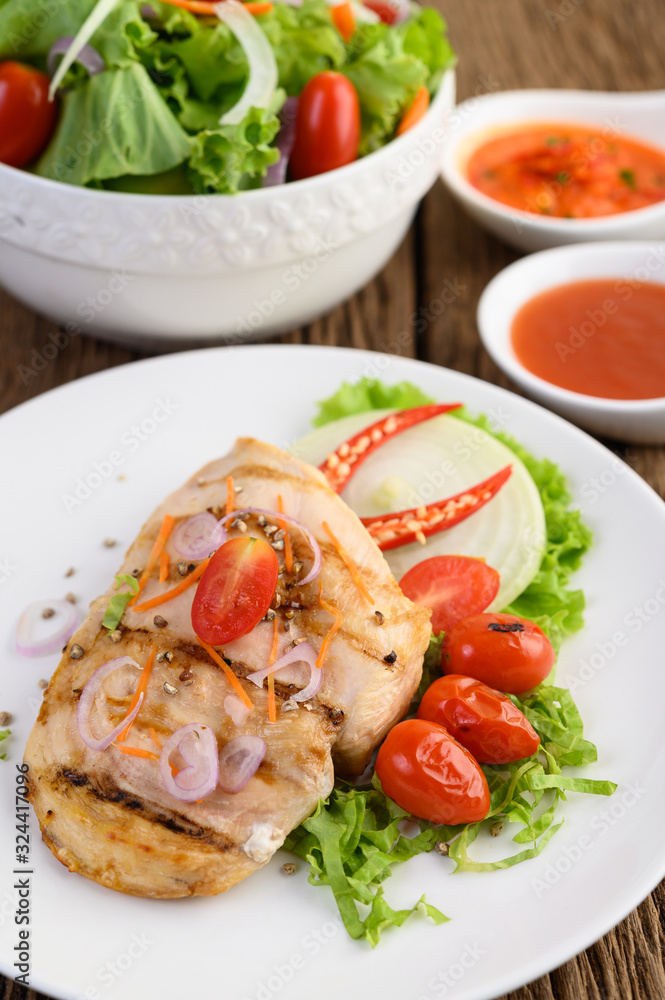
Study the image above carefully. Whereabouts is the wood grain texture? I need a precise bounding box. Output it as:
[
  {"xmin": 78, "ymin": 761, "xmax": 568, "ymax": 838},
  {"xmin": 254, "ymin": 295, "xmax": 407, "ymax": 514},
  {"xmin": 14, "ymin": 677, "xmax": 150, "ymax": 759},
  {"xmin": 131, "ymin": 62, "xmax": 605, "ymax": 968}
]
[{"xmin": 1, "ymin": 1, "xmax": 664, "ymax": 998}]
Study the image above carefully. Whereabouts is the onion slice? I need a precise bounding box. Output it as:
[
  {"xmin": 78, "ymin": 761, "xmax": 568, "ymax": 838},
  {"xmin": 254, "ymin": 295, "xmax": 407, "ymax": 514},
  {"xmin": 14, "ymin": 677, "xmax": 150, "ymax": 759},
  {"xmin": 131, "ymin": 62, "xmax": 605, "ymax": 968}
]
[
  {"xmin": 172, "ymin": 512, "xmax": 225, "ymax": 561},
  {"xmin": 159, "ymin": 724, "xmax": 219, "ymax": 802},
  {"xmin": 224, "ymin": 693, "xmax": 252, "ymax": 727},
  {"xmin": 76, "ymin": 656, "xmax": 143, "ymax": 752},
  {"xmin": 246, "ymin": 641, "xmax": 322, "ymax": 702},
  {"xmin": 217, "ymin": 507, "xmax": 322, "ymax": 585},
  {"xmin": 264, "ymin": 96, "xmax": 299, "ymax": 188},
  {"xmin": 215, "ymin": 0, "xmax": 278, "ymax": 126},
  {"xmin": 218, "ymin": 735, "xmax": 266, "ymax": 793},
  {"xmin": 48, "ymin": 0, "xmax": 118, "ymax": 99},
  {"xmin": 47, "ymin": 36, "xmax": 106, "ymax": 80},
  {"xmin": 15, "ymin": 599, "xmax": 79, "ymax": 657}
]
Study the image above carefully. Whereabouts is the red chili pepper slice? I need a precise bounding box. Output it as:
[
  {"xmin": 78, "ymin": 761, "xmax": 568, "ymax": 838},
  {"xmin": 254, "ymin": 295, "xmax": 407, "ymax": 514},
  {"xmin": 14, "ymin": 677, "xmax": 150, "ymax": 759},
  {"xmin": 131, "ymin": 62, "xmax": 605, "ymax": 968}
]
[
  {"xmin": 361, "ymin": 465, "xmax": 513, "ymax": 551},
  {"xmin": 318, "ymin": 404, "xmax": 462, "ymax": 493}
]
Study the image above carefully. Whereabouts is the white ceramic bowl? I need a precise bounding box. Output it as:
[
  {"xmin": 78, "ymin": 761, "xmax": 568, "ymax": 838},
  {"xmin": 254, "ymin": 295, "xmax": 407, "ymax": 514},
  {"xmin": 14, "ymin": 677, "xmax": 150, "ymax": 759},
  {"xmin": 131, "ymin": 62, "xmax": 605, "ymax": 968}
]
[
  {"xmin": 0, "ymin": 71, "xmax": 454, "ymax": 350},
  {"xmin": 440, "ymin": 88, "xmax": 665, "ymax": 252},
  {"xmin": 477, "ymin": 241, "xmax": 665, "ymax": 443}
]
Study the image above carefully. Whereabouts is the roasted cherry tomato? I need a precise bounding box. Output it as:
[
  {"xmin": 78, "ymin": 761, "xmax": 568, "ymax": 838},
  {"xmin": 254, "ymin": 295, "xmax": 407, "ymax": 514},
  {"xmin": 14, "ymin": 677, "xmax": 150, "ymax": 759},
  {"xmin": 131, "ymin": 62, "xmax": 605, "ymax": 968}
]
[
  {"xmin": 417, "ymin": 674, "xmax": 540, "ymax": 764},
  {"xmin": 375, "ymin": 718, "xmax": 490, "ymax": 825},
  {"xmin": 442, "ymin": 612, "xmax": 555, "ymax": 695},
  {"xmin": 0, "ymin": 61, "xmax": 57, "ymax": 168},
  {"xmin": 399, "ymin": 555, "xmax": 500, "ymax": 635},
  {"xmin": 289, "ymin": 71, "xmax": 360, "ymax": 181},
  {"xmin": 191, "ymin": 536, "xmax": 278, "ymax": 646}
]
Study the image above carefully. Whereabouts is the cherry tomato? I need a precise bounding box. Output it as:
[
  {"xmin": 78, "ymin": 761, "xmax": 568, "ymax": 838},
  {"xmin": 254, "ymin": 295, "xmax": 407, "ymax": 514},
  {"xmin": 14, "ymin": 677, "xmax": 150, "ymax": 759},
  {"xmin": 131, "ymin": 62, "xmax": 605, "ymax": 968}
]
[
  {"xmin": 442, "ymin": 613, "xmax": 555, "ymax": 695},
  {"xmin": 289, "ymin": 72, "xmax": 360, "ymax": 181},
  {"xmin": 363, "ymin": 0, "xmax": 400, "ymax": 23},
  {"xmin": 375, "ymin": 719, "xmax": 490, "ymax": 825},
  {"xmin": 0, "ymin": 61, "xmax": 57, "ymax": 168},
  {"xmin": 191, "ymin": 536, "xmax": 278, "ymax": 646},
  {"xmin": 417, "ymin": 674, "xmax": 540, "ymax": 764},
  {"xmin": 399, "ymin": 555, "xmax": 500, "ymax": 635}
]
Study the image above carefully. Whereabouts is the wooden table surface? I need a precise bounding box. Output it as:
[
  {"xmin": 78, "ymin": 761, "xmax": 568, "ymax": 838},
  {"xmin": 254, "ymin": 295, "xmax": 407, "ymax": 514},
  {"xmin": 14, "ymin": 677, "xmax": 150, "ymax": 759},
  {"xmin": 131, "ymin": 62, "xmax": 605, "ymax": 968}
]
[{"xmin": 2, "ymin": 1, "xmax": 665, "ymax": 997}]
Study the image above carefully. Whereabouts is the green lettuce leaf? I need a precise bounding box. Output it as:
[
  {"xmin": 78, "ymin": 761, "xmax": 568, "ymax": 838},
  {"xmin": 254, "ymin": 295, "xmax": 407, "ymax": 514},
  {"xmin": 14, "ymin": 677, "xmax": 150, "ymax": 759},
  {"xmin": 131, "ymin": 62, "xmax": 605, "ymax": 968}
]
[
  {"xmin": 36, "ymin": 63, "xmax": 192, "ymax": 185},
  {"xmin": 0, "ymin": 729, "xmax": 10, "ymax": 761},
  {"xmin": 102, "ymin": 573, "xmax": 139, "ymax": 632},
  {"xmin": 313, "ymin": 376, "xmax": 434, "ymax": 425},
  {"xmin": 187, "ymin": 106, "xmax": 280, "ymax": 194}
]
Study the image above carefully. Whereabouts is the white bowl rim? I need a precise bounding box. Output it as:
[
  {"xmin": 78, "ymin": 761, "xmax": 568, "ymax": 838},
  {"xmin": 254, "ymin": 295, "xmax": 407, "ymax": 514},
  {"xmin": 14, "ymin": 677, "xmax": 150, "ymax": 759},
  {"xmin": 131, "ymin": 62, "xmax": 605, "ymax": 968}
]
[
  {"xmin": 441, "ymin": 87, "xmax": 665, "ymax": 232},
  {"xmin": 0, "ymin": 68, "xmax": 454, "ymax": 205},
  {"xmin": 477, "ymin": 239, "xmax": 665, "ymax": 413}
]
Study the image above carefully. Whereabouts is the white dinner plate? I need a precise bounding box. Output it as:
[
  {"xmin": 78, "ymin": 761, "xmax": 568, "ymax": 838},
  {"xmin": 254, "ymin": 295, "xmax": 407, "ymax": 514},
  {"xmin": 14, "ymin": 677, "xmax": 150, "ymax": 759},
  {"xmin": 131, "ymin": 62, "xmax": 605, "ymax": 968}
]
[{"xmin": 1, "ymin": 344, "xmax": 664, "ymax": 1000}]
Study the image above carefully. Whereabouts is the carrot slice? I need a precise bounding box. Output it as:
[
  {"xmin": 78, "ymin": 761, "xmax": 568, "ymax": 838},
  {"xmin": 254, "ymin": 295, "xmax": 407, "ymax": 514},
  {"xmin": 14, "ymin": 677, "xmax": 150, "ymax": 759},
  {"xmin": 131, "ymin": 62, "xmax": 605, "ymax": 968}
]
[
  {"xmin": 277, "ymin": 495, "xmax": 293, "ymax": 573},
  {"xmin": 159, "ymin": 550, "xmax": 170, "ymax": 584},
  {"xmin": 244, "ymin": 2, "xmax": 273, "ymax": 12},
  {"xmin": 199, "ymin": 639, "xmax": 254, "ymax": 711},
  {"xmin": 114, "ymin": 744, "xmax": 160, "ymax": 762},
  {"xmin": 330, "ymin": 1, "xmax": 355, "ymax": 41},
  {"xmin": 267, "ymin": 615, "xmax": 279, "ymax": 723},
  {"xmin": 397, "ymin": 85, "xmax": 430, "ymax": 136},
  {"xmin": 316, "ymin": 589, "xmax": 343, "ymax": 670},
  {"xmin": 133, "ymin": 558, "xmax": 210, "ymax": 612},
  {"xmin": 117, "ymin": 646, "xmax": 156, "ymax": 742},
  {"xmin": 322, "ymin": 520, "xmax": 373, "ymax": 603},
  {"xmin": 226, "ymin": 476, "xmax": 235, "ymax": 517},
  {"xmin": 129, "ymin": 514, "xmax": 175, "ymax": 607}
]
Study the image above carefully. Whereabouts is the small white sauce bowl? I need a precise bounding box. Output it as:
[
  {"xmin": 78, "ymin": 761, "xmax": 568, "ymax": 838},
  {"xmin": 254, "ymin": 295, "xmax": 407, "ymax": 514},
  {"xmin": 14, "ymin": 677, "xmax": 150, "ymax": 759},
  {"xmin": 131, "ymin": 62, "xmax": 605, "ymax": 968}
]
[
  {"xmin": 477, "ymin": 241, "xmax": 665, "ymax": 444},
  {"xmin": 0, "ymin": 71, "xmax": 455, "ymax": 350},
  {"xmin": 440, "ymin": 88, "xmax": 665, "ymax": 252}
]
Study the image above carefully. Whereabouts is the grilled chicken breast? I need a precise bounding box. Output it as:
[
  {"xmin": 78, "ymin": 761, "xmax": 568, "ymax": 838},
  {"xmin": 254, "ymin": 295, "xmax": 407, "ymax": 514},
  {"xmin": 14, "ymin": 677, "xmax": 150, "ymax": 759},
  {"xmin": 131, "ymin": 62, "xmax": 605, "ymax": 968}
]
[{"xmin": 25, "ymin": 439, "xmax": 431, "ymax": 898}]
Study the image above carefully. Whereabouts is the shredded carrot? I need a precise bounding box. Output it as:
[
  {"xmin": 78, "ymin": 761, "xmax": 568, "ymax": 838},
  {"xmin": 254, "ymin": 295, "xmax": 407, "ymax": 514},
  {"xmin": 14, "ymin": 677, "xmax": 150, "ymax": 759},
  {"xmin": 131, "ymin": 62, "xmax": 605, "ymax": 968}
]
[
  {"xmin": 244, "ymin": 2, "xmax": 273, "ymax": 12},
  {"xmin": 322, "ymin": 520, "xmax": 373, "ymax": 603},
  {"xmin": 133, "ymin": 558, "xmax": 210, "ymax": 613},
  {"xmin": 276, "ymin": 495, "xmax": 293, "ymax": 573},
  {"xmin": 330, "ymin": 1, "xmax": 355, "ymax": 41},
  {"xmin": 114, "ymin": 744, "xmax": 160, "ymax": 762},
  {"xmin": 157, "ymin": 0, "xmax": 273, "ymax": 14},
  {"xmin": 129, "ymin": 514, "xmax": 175, "ymax": 607},
  {"xmin": 267, "ymin": 615, "xmax": 280, "ymax": 723},
  {"xmin": 316, "ymin": 588, "xmax": 343, "ymax": 670},
  {"xmin": 149, "ymin": 727, "xmax": 163, "ymax": 751},
  {"xmin": 159, "ymin": 549, "xmax": 170, "ymax": 584},
  {"xmin": 226, "ymin": 476, "xmax": 235, "ymax": 517},
  {"xmin": 397, "ymin": 85, "xmax": 430, "ymax": 136},
  {"xmin": 199, "ymin": 639, "xmax": 254, "ymax": 711},
  {"xmin": 117, "ymin": 646, "xmax": 156, "ymax": 742}
]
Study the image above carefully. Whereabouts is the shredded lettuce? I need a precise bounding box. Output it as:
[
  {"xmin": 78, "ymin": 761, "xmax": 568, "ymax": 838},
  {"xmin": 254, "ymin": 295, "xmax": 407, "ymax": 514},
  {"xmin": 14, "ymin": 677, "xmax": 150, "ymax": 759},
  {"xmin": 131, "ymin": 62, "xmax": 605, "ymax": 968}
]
[
  {"xmin": 0, "ymin": 729, "xmax": 10, "ymax": 761},
  {"xmin": 283, "ymin": 377, "xmax": 610, "ymax": 945},
  {"xmin": 102, "ymin": 573, "xmax": 139, "ymax": 632}
]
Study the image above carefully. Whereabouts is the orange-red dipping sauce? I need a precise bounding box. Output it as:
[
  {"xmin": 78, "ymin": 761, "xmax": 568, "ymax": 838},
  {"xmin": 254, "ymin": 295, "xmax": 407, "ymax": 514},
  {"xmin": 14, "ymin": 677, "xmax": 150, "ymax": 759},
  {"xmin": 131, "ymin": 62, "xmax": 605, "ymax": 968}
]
[
  {"xmin": 511, "ymin": 279, "xmax": 665, "ymax": 400},
  {"xmin": 466, "ymin": 123, "xmax": 665, "ymax": 218}
]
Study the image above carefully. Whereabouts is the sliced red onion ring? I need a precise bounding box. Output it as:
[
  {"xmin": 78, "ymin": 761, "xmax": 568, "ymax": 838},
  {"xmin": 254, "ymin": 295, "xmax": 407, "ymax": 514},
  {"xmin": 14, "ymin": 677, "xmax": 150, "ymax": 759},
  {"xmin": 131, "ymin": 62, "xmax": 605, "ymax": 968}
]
[
  {"xmin": 217, "ymin": 507, "xmax": 322, "ymax": 585},
  {"xmin": 15, "ymin": 599, "xmax": 79, "ymax": 657},
  {"xmin": 47, "ymin": 36, "xmax": 106, "ymax": 80},
  {"xmin": 264, "ymin": 96, "xmax": 299, "ymax": 188},
  {"xmin": 76, "ymin": 656, "xmax": 143, "ymax": 752},
  {"xmin": 246, "ymin": 642, "xmax": 322, "ymax": 702},
  {"xmin": 224, "ymin": 693, "xmax": 252, "ymax": 727},
  {"xmin": 218, "ymin": 735, "xmax": 266, "ymax": 793},
  {"xmin": 160, "ymin": 723, "xmax": 219, "ymax": 802},
  {"xmin": 141, "ymin": 3, "xmax": 159, "ymax": 17},
  {"xmin": 171, "ymin": 512, "xmax": 226, "ymax": 561}
]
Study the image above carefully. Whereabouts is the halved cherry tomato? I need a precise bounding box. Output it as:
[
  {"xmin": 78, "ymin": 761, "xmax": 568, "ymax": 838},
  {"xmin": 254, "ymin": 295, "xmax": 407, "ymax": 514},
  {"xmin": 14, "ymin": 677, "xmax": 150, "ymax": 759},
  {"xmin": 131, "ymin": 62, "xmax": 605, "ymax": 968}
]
[
  {"xmin": 417, "ymin": 674, "xmax": 540, "ymax": 764},
  {"xmin": 191, "ymin": 536, "xmax": 278, "ymax": 646},
  {"xmin": 289, "ymin": 72, "xmax": 360, "ymax": 181},
  {"xmin": 375, "ymin": 718, "xmax": 490, "ymax": 825},
  {"xmin": 442, "ymin": 612, "xmax": 555, "ymax": 695},
  {"xmin": 0, "ymin": 61, "xmax": 57, "ymax": 168},
  {"xmin": 399, "ymin": 555, "xmax": 500, "ymax": 635}
]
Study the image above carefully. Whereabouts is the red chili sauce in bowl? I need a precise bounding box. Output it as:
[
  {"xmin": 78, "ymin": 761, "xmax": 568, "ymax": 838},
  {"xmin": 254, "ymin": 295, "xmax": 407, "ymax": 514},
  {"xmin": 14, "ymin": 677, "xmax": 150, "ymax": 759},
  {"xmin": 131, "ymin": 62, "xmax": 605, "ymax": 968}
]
[
  {"xmin": 466, "ymin": 123, "xmax": 665, "ymax": 218},
  {"xmin": 510, "ymin": 279, "xmax": 665, "ymax": 400}
]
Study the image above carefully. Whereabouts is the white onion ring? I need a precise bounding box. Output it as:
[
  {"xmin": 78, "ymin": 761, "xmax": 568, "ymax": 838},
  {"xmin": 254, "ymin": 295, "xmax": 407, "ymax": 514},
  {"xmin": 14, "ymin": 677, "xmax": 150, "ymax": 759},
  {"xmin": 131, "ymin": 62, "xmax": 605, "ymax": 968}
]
[
  {"xmin": 171, "ymin": 512, "xmax": 226, "ymax": 560},
  {"xmin": 224, "ymin": 693, "xmax": 252, "ymax": 727},
  {"xmin": 246, "ymin": 642, "xmax": 322, "ymax": 702},
  {"xmin": 48, "ymin": 0, "xmax": 118, "ymax": 99},
  {"xmin": 15, "ymin": 599, "xmax": 79, "ymax": 657},
  {"xmin": 159, "ymin": 724, "xmax": 219, "ymax": 802},
  {"xmin": 76, "ymin": 656, "xmax": 143, "ymax": 752},
  {"xmin": 217, "ymin": 507, "xmax": 322, "ymax": 585},
  {"xmin": 47, "ymin": 36, "xmax": 105, "ymax": 80},
  {"xmin": 215, "ymin": 0, "xmax": 278, "ymax": 126},
  {"xmin": 218, "ymin": 735, "xmax": 266, "ymax": 793}
]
